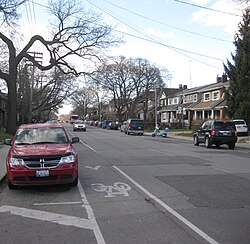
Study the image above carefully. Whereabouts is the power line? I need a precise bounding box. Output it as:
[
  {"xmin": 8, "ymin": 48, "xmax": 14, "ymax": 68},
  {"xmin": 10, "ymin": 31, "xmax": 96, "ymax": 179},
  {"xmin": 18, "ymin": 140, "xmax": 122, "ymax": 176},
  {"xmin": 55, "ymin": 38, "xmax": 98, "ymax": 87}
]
[
  {"xmin": 86, "ymin": 0, "xmax": 225, "ymax": 66},
  {"xmin": 29, "ymin": 0, "xmax": 225, "ymax": 70},
  {"xmin": 173, "ymin": 0, "xmax": 241, "ymax": 17},
  {"xmin": 100, "ymin": 0, "xmax": 233, "ymax": 43},
  {"xmin": 114, "ymin": 29, "xmax": 223, "ymax": 70}
]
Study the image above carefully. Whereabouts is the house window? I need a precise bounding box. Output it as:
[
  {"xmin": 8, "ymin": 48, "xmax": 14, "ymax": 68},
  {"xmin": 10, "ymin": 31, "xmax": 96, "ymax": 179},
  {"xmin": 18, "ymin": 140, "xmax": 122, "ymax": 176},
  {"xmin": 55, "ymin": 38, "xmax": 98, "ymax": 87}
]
[
  {"xmin": 204, "ymin": 92, "xmax": 210, "ymax": 101},
  {"xmin": 193, "ymin": 94, "xmax": 197, "ymax": 102},
  {"xmin": 168, "ymin": 98, "xmax": 172, "ymax": 105},
  {"xmin": 212, "ymin": 91, "xmax": 220, "ymax": 100},
  {"xmin": 173, "ymin": 98, "xmax": 178, "ymax": 104}
]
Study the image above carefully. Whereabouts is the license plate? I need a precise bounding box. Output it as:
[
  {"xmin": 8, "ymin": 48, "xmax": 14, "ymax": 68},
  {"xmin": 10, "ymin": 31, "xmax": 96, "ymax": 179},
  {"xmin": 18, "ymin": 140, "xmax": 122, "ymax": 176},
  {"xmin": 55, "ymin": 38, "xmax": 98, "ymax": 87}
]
[
  {"xmin": 138, "ymin": 127, "xmax": 141, "ymax": 129},
  {"xmin": 223, "ymin": 132, "xmax": 229, "ymax": 136},
  {"xmin": 36, "ymin": 170, "xmax": 49, "ymax": 177}
]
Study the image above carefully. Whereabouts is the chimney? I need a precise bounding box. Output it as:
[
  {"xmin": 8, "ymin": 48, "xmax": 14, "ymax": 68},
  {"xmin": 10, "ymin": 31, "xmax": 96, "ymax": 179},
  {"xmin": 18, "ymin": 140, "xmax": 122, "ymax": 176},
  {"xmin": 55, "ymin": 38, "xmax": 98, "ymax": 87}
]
[
  {"xmin": 216, "ymin": 75, "xmax": 222, "ymax": 83},
  {"xmin": 179, "ymin": 84, "xmax": 183, "ymax": 90},
  {"xmin": 183, "ymin": 85, "xmax": 187, "ymax": 90},
  {"xmin": 222, "ymin": 73, "xmax": 227, "ymax": 82}
]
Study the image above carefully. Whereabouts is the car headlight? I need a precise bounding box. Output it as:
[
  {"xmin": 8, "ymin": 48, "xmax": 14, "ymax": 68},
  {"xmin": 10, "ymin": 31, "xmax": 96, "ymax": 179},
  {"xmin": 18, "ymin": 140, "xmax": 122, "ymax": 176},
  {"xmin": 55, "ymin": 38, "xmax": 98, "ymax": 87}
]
[
  {"xmin": 10, "ymin": 158, "xmax": 25, "ymax": 166},
  {"xmin": 59, "ymin": 155, "xmax": 75, "ymax": 164}
]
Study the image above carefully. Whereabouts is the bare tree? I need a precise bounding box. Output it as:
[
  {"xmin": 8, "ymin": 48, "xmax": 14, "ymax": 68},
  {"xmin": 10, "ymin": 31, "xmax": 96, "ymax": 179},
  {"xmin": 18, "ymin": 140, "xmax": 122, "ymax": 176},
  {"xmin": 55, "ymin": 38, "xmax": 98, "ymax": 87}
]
[
  {"xmin": 0, "ymin": 0, "xmax": 26, "ymax": 25},
  {"xmin": 130, "ymin": 58, "xmax": 168, "ymax": 121},
  {"xmin": 234, "ymin": 0, "xmax": 250, "ymax": 4},
  {"xmin": 88, "ymin": 56, "xmax": 170, "ymax": 121},
  {"xmin": 0, "ymin": 0, "xmax": 119, "ymax": 134},
  {"xmin": 88, "ymin": 56, "xmax": 134, "ymax": 122},
  {"xmin": 70, "ymin": 86, "xmax": 96, "ymax": 119},
  {"xmin": 17, "ymin": 64, "xmax": 76, "ymax": 123}
]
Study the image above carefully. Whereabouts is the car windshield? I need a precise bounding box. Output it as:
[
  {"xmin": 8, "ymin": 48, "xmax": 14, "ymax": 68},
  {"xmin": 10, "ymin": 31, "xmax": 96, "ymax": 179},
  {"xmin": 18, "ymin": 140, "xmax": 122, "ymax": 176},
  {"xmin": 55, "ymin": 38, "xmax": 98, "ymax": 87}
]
[
  {"xmin": 14, "ymin": 127, "xmax": 68, "ymax": 145},
  {"xmin": 131, "ymin": 120, "xmax": 144, "ymax": 126},
  {"xmin": 234, "ymin": 120, "xmax": 245, "ymax": 125},
  {"xmin": 75, "ymin": 120, "xmax": 85, "ymax": 124},
  {"xmin": 214, "ymin": 122, "xmax": 235, "ymax": 130}
]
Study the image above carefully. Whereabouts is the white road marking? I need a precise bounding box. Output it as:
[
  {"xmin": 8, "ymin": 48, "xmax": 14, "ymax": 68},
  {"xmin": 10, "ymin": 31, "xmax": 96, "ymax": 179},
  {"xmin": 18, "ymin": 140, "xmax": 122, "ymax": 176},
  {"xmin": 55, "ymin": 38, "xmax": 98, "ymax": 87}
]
[
  {"xmin": 80, "ymin": 139, "xmax": 100, "ymax": 154},
  {"xmin": 85, "ymin": 166, "xmax": 101, "ymax": 171},
  {"xmin": 67, "ymin": 130, "xmax": 100, "ymax": 154},
  {"xmin": 113, "ymin": 166, "xmax": 219, "ymax": 244},
  {"xmin": 33, "ymin": 201, "xmax": 82, "ymax": 206},
  {"xmin": 91, "ymin": 182, "xmax": 131, "ymax": 198},
  {"xmin": 0, "ymin": 205, "xmax": 93, "ymax": 229},
  {"xmin": 209, "ymin": 166, "xmax": 233, "ymax": 174},
  {"xmin": 78, "ymin": 181, "xmax": 105, "ymax": 244}
]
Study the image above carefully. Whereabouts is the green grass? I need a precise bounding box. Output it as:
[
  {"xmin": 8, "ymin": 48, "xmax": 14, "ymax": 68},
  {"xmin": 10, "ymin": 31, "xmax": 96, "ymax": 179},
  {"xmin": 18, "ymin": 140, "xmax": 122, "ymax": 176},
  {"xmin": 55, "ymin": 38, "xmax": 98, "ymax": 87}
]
[
  {"xmin": 174, "ymin": 132, "xmax": 193, "ymax": 137},
  {"xmin": 0, "ymin": 129, "xmax": 13, "ymax": 142}
]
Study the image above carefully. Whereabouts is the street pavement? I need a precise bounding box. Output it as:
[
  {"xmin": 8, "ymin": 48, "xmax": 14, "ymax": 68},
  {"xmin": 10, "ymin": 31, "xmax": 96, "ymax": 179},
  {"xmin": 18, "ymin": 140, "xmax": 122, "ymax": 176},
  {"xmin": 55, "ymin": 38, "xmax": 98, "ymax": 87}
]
[{"xmin": 0, "ymin": 132, "xmax": 249, "ymax": 184}]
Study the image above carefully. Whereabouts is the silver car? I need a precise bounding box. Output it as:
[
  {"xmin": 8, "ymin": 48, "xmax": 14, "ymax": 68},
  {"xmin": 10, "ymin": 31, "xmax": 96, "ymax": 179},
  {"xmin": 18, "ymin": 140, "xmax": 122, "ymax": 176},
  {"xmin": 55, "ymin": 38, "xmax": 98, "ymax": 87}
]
[
  {"xmin": 73, "ymin": 120, "xmax": 86, "ymax": 131},
  {"xmin": 233, "ymin": 119, "xmax": 248, "ymax": 136}
]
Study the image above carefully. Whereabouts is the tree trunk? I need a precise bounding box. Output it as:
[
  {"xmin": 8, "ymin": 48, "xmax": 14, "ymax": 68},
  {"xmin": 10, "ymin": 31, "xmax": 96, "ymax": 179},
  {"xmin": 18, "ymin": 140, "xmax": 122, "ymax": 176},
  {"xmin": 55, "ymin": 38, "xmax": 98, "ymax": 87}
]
[{"xmin": 6, "ymin": 70, "xmax": 18, "ymax": 135}]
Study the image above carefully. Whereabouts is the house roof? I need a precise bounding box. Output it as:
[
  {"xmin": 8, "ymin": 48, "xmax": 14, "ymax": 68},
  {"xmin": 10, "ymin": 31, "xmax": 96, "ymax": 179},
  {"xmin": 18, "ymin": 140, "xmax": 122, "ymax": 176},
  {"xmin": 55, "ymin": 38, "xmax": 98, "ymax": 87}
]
[{"xmin": 191, "ymin": 98, "xmax": 226, "ymax": 110}]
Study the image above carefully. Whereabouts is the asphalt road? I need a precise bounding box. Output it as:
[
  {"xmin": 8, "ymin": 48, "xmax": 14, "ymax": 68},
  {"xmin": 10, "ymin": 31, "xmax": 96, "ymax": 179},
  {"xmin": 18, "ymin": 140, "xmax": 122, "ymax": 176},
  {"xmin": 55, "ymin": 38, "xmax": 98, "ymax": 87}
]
[{"xmin": 0, "ymin": 123, "xmax": 250, "ymax": 244}]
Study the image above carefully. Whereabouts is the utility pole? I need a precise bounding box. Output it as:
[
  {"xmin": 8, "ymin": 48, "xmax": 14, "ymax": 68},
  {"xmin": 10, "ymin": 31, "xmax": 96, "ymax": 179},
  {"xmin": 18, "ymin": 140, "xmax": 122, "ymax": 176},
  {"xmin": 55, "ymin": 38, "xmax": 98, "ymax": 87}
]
[
  {"xmin": 155, "ymin": 85, "xmax": 157, "ymax": 128},
  {"xmin": 27, "ymin": 52, "xmax": 43, "ymax": 123}
]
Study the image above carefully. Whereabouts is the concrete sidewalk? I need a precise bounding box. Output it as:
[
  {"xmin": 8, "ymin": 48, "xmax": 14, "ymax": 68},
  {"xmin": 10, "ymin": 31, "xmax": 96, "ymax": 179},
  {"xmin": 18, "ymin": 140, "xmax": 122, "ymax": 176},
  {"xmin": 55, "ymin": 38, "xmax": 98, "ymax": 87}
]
[
  {"xmin": 0, "ymin": 133, "xmax": 249, "ymax": 183},
  {"xmin": 0, "ymin": 143, "xmax": 9, "ymax": 183}
]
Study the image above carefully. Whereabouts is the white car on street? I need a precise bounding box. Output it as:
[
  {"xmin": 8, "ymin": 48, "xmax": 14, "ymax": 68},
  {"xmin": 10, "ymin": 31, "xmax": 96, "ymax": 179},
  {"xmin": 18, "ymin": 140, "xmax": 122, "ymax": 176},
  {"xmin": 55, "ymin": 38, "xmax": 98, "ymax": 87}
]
[
  {"xmin": 233, "ymin": 119, "xmax": 248, "ymax": 136},
  {"xmin": 73, "ymin": 120, "xmax": 86, "ymax": 131}
]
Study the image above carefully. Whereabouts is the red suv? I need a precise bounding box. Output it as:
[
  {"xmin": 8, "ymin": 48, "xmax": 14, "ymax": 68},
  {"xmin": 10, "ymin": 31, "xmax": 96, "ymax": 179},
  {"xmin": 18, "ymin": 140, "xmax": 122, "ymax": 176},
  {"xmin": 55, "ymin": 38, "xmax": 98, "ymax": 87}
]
[{"xmin": 4, "ymin": 123, "xmax": 79, "ymax": 189}]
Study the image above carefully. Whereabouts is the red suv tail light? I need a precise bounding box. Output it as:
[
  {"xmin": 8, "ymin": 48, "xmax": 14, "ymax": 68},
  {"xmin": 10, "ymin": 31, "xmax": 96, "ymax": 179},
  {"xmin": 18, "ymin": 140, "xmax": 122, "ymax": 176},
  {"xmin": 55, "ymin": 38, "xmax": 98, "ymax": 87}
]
[{"xmin": 211, "ymin": 129, "xmax": 216, "ymax": 136}]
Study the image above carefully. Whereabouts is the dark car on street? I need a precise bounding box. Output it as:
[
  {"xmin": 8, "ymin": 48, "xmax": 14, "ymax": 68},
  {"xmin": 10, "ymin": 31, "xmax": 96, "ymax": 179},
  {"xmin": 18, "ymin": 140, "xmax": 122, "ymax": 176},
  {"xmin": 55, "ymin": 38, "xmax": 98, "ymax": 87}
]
[
  {"xmin": 107, "ymin": 121, "xmax": 119, "ymax": 130},
  {"xmin": 124, "ymin": 118, "xmax": 144, "ymax": 136},
  {"xmin": 193, "ymin": 120, "xmax": 237, "ymax": 149},
  {"xmin": 4, "ymin": 123, "xmax": 79, "ymax": 189},
  {"xmin": 102, "ymin": 120, "xmax": 112, "ymax": 129}
]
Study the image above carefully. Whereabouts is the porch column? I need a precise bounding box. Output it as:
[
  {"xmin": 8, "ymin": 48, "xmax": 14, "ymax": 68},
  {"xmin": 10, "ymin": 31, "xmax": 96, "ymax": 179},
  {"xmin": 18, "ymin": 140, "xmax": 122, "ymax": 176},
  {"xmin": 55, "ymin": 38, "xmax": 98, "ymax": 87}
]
[
  {"xmin": 170, "ymin": 111, "xmax": 173, "ymax": 122},
  {"xmin": 202, "ymin": 110, "xmax": 205, "ymax": 120},
  {"xmin": 211, "ymin": 109, "xmax": 214, "ymax": 119}
]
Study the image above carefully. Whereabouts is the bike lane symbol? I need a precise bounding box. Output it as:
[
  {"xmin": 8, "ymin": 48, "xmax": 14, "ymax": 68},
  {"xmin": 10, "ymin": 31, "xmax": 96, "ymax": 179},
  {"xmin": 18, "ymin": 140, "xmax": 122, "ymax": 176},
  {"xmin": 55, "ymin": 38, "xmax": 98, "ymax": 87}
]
[{"xmin": 91, "ymin": 182, "xmax": 131, "ymax": 198}]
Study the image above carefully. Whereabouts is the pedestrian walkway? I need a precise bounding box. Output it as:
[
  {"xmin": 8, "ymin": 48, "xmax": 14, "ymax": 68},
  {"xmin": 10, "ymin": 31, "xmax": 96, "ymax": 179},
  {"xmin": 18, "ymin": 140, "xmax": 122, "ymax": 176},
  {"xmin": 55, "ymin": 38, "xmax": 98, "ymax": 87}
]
[{"xmin": 0, "ymin": 143, "xmax": 9, "ymax": 183}]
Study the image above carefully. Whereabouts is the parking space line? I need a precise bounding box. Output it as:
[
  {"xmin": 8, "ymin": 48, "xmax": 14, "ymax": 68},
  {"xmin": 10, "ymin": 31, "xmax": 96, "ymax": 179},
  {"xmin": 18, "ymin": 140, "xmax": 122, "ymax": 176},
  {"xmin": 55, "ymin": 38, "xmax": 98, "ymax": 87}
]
[
  {"xmin": 113, "ymin": 166, "xmax": 219, "ymax": 244},
  {"xmin": 0, "ymin": 205, "xmax": 93, "ymax": 230},
  {"xmin": 78, "ymin": 181, "xmax": 105, "ymax": 244},
  {"xmin": 34, "ymin": 201, "xmax": 82, "ymax": 206}
]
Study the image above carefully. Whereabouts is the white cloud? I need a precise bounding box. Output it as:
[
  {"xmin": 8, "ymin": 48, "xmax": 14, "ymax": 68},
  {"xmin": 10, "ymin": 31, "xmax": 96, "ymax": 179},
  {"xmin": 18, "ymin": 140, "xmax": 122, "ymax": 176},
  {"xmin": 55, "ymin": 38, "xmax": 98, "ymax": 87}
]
[
  {"xmin": 191, "ymin": 0, "xmax": 243, "ymax": 36},
  {"xmin": 190, "ymin": 0, "xmax": 212, "ymax": 4},
  {"xmin": 145, "ymin": 27, "xmax": 177, "ymax": 41}
]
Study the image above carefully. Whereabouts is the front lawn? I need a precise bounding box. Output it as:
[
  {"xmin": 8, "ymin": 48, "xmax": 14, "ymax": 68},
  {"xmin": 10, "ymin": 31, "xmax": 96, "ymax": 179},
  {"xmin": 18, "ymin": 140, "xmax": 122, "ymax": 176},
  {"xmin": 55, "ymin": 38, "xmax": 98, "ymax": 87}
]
[{"xmin": 0, "ymin": 129, "xmax": 13, "ymax": 142}]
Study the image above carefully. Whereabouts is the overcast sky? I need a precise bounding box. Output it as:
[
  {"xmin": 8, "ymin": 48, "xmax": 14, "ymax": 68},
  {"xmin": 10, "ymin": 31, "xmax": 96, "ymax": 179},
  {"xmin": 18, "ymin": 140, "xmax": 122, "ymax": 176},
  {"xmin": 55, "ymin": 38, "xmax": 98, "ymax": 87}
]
[{"xmin": 14, "ymin": 0, "xmax": 248, "ymax": 114}]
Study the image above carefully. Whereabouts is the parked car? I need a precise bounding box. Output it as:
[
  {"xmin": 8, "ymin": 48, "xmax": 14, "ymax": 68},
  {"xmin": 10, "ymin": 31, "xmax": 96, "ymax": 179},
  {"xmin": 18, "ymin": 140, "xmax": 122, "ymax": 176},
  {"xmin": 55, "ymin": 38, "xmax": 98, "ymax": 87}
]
[
  {"xmin": 73, "ymin": 120, "xmax": 86, "ymax": 131},
  {"xmin": 233, "ymin": 119, "xmax": 248, "ymax": 136},
  {"xmin": 107, "ymin": 121, "xmax": 119, "ymax": 130},
  {"xmin": 102, "ymin": 120, "xmax": 112, "ymax": 129},
  {"xmin": 94, "ymin": 120, "xmax": 99, "ymax": 126},
  {"xmin": 98, "ymin": 121, "xmax": 103, "ymax": 127},
  {"xmin": 4, "ymin": 123, "xmax": 79, "ymax": 189},
  {"xmin": 193, "ymin": 120, "xmax": 237, "ymax": 149},
  {"xmin": 120, "ymin": 121, "xmax": 128, "ymax": 132},
  {"xmin": 124, "ymin": 118, "xmax": 144, "ymax": 136}
]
